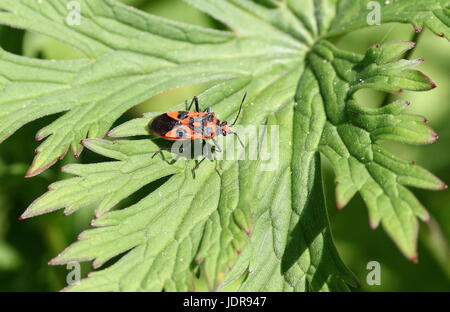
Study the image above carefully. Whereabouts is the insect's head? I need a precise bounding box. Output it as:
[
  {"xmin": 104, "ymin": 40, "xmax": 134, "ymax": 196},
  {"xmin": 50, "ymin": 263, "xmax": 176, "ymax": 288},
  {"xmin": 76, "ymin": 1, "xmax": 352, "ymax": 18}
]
[
  {"xmin": 218, "ymin": 120, "xmax": 243, "ymax": 147},
  {"xmin": 218, "ymin": 92, "xmax": 247, "ymax": 147},
  {"xmin": 219, "ymin": 121, "xmax": 231, "ymax": 136}
]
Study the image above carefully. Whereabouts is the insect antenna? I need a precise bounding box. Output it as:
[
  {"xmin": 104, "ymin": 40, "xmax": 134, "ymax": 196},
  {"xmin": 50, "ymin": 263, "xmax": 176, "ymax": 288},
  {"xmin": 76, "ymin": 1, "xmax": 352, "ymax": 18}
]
[
  {"xmin": 229, "ymin": 132, "xmax": 244, "ymax": 148},
  {"xmin": 231, "ymin": 92, "xmax": 247, "ymax": 126}
]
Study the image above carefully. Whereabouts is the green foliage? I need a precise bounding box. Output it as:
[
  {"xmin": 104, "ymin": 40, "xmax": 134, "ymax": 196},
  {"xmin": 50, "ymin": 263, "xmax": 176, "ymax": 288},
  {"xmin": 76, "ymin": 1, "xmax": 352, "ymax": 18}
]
[{"xmin": 0, "ymin": 0, "xmax": 448, "ymax": 291}]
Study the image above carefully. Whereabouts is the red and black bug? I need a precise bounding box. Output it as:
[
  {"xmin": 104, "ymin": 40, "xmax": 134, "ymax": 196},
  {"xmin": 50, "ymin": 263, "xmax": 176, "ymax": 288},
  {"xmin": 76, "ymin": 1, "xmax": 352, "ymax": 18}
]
[{"xmin": 149, "ymin": 92, "xmax": 246, "ymax": 168}]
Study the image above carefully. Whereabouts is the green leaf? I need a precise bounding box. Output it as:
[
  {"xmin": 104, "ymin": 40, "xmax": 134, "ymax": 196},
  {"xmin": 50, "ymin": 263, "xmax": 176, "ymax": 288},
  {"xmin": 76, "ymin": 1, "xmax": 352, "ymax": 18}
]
[
  {"xmin": 328, "ymin": 0, "xmax": 450, "ymax": 39},
  {"xmin": 309, "ymin": 40, "xmax": 445, "ymax": 259},
  {"xmin": 0, "ymin": 0, "xmax": 289, "ymax": 177},
  {"xmin": 2, "ymin": 0, "xmax": 447, "ymax": 291},
  {"xmin": 23, "ymin": 138, "xmax": 181, "ymax": 219}
]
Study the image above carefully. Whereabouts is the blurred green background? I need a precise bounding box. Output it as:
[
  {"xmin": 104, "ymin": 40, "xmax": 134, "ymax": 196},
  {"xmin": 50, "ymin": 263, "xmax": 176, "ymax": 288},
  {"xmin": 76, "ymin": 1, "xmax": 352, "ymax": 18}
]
[{"xmin": 0, "ymin": 0, "xmax": 448, "ymax": 291}]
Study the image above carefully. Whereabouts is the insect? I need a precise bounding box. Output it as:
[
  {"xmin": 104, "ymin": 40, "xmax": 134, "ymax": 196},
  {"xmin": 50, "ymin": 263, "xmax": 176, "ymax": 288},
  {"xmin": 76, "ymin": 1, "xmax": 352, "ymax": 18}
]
[{"xmin": 149, "ymin": 92, "xmax": 247, "ymax": 171}]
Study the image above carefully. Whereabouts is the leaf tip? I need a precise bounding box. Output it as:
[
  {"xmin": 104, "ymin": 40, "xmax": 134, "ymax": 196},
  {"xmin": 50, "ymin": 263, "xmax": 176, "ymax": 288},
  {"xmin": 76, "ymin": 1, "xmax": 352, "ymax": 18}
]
[
  {"xmin": 73, "ymin": 146, "xmax": 84, "ymax": 158},
  {"xmin": 412, "ymin": 24, "xmax": 423, "ymax": 34},
  {"xmin": 48, "ymin": 258, "xmax": 59, "ymax": 266},
  {"xmin": 26, "ymin": 148, "xmax": 68, "ymax": 177},
  {"xmin": 421, "ymin": 213, "xmax": 431, "ymax": 223},
  {"xmin": 92, "ymin": 263, "xmax": 101, "ymax": 270},
  {"xmin": 24, "ymin": 168, "xmax": 42, "ymax": 179},
  {"xmin": 418, "ymin": 71, "xmax": 437, "ymax": 89},
  {"xmin": 35, "ymin": 134, "xmax": 45, "ymax": 142},
  {"xmin": 425, "ymin": 133, "xmax": 439, "ymax": 144},
  {"xmin": 336, "ymin": 199, "xmax": 346, "ymax": 210},
  {"xmin": 409, "ymin": 255, "xmax": 418, "ymax": 263},
  {"xmin": 369, "ymin": 221, "xmax": 379, "ymax": 230}
]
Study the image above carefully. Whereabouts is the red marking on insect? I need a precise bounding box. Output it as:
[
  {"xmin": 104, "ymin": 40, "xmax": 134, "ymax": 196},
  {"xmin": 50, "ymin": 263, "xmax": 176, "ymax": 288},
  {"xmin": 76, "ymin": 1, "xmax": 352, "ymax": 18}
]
[{"xmin": 149, "ymin": 92, "xmax": 247, "ymax": 154}]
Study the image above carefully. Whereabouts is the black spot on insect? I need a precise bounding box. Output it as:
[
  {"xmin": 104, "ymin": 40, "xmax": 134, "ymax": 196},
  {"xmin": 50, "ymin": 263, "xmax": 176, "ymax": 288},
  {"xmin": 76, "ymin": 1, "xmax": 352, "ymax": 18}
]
[
  {"xmin": 176, "ymin": 128, "xmax": 187, "ymax": 138},
  {"xmin": 177, "ymin": 111, "xmax": 189, "ymax": 120},
  {"xmin": 150, "ymin": 114, "xmax": 180, "ymax": 136}
]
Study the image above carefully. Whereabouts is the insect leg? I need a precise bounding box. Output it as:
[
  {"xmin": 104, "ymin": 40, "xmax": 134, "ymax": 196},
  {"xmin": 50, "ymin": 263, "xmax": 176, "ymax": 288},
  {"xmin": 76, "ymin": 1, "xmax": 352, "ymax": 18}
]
[
  {"xmin": 194, "ymin": 96, "xmax": 200, "ymax": 112},
  {"xmin": 203, "ymin": 106, "xmax": 211, "ymax": 113},
  {"xmin": 211, "ymin": 137, "xmax": 222, "ymax": 153},
  {"xmin": 192, "ymin": 140, "xmax": 207, "ymax": 178},
  {"xmin": 152, "ymin": 145, "xmax": 184, "ymax": 158},
  {"xmin": 194, "ymin": 157, "xmax": 207, "ymax": 170},
  {"xmin": 192, "ymin": 156, "xmax": 207, "ymax": 178},
  {"xmin": 230, "ymin": 132, "xmax": 244, "ymax": 148},
  {"xmin": 151, "ymin": 148, "xmax": 171, "ymax": 159},
  {"xmin": 187, "ymin": 96, "xmax": 200, "ymax": 112}
]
